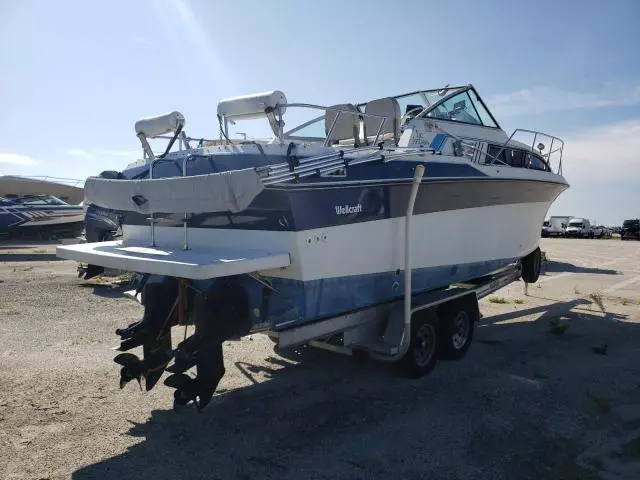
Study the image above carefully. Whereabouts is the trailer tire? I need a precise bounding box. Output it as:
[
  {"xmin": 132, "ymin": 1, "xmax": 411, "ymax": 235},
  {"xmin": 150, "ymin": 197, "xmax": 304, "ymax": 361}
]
[
  {"xmin": 439, "ymin": 298, "xmax": 477, "ymax": 361},
  {"xmin": 396, "ymin": 311, "xmax": 440, "ymax": 378},
  {"xmin": 521, "ymin": 247, "xmax": 541, "ymax": 284}
]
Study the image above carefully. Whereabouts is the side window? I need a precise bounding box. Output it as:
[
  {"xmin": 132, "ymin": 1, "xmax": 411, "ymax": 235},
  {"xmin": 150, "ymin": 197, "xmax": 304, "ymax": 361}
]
[
  {"xmin": 485, "ymin": 144, "xmax": 506, "ymax": 164},
  {"xmin": 505, "ymin": 149, "xmax": 525, "ymax": 168},
  {"xmin": 526, "ymin": 153, "xmax": 549, "ymax": 171}
]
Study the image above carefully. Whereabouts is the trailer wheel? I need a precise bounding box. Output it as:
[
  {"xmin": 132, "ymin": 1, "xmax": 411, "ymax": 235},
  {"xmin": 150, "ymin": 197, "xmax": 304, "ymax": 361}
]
[
  {"xmin": 440, "ymin": 309, "xmax": 475, "ymax": 361},
  {"xmin": 397, "ymin": 311, "xmax": 440, "ymax": 378},
  {"xmin": 521, "ymin": 247, "xmax": 541, "ymax": 283}
]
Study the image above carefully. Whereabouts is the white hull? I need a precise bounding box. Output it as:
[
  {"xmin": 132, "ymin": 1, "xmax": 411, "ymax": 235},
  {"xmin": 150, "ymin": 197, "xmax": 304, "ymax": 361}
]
[{"xmin": 117, "ymin": 200, "xmax": 550, "ymax": 281}]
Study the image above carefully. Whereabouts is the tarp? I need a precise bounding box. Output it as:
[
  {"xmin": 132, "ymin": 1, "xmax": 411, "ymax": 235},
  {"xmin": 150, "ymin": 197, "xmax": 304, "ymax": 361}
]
[{"xmin": 84, "ymin": 168, "xmax": 264, "ymax": 214}]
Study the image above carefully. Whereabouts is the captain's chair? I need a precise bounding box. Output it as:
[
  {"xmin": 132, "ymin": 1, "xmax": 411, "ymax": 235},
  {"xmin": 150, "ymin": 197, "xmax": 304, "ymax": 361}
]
[
  {"xmin": 363, "ymin": 97, "xmax": 401, "ymax": 145},
  {"xmin": 325, "ymin": 104, "xmax": 360, "ymax": 146}
]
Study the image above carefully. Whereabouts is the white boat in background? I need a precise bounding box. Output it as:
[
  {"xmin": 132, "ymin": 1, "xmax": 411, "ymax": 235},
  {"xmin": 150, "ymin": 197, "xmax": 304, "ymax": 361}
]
[{"xmin": 57, "ymin": 84, "xmax": 569, "ymax": 409}]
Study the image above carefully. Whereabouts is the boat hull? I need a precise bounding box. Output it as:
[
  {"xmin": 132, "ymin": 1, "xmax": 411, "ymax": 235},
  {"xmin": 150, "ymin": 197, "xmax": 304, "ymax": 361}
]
[
  {"xmin": 77, "ymin": 158, "xmax": 568, "ymax": 327},
  {"xmin": 118, "ymin": 197, "xmax": 556, "ymax": 328}
]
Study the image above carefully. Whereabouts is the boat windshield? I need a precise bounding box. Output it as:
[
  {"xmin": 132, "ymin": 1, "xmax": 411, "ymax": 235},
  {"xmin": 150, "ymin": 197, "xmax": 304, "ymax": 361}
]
[
  {"xmin": 284, "ymin": 86, "xmax": 478, "ymax": 141},
  {"xmin": 423, "ymin": 89, "xmax": 498, "ymax": 127},
  {"xmin": 283, "ymin": 85, "xmax": 500, "ymax": 141}
]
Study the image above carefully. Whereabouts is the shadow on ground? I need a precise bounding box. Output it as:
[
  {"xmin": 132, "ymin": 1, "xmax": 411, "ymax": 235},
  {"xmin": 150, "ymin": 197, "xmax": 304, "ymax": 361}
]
[
  {"xmin": 544, "ymin": 260, "xmax": 618, "ymax": 275},
  {"xmin": 77, "ymin": 282, "xmax": 133, "ymax": 299},
  {"xmin": 72, "ymin": 295, "xmax": 639, "ymax": 480},
  {"xmin": 0, "ymin": 253, "xmax": 65, "ymax": 262},
  {"xmin": 0, "ymin": 245, "xmax": 32, "ymax": 250}
]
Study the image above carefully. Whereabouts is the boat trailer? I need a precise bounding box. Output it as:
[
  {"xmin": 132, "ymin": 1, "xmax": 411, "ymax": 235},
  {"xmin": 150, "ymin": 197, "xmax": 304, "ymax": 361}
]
[{"xmin": 60, "ymin": 164, "xmax": 539, "ymax": 410}]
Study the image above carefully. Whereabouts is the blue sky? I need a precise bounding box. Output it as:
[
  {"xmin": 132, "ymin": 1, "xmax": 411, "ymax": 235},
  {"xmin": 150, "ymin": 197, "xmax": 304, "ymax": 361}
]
[{"xmin": 1, "ymin": 0, "xmax": 639, "ymax": 224}]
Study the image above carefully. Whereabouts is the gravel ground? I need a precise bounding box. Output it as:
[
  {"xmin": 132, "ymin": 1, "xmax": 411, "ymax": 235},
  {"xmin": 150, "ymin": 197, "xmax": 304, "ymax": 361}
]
[{"xmin": 1, "ymin": 238, "xmax": 639, "ymax": 480}]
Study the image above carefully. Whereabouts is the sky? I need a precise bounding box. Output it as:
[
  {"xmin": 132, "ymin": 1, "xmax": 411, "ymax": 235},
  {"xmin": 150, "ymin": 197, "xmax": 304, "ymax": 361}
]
[{"xmin": 1, "ymin": 0, "xmax": 639, "ymax": 225}]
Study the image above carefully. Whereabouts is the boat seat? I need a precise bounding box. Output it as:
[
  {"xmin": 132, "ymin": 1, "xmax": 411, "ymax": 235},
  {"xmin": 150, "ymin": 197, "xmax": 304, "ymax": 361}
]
[
  {"xmin": 363, "ymin": 97, "xmax": 401, "ymax": 145},
  {"xmin": 325, "ymin": 104, "xmax": 360, "ymax": 146}
]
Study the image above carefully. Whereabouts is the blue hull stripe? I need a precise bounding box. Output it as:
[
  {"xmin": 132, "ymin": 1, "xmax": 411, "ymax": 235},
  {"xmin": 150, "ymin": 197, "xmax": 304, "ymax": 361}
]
[{"xmin": 238, "ymin": 257, "xmax": 519, "ymax": 329}]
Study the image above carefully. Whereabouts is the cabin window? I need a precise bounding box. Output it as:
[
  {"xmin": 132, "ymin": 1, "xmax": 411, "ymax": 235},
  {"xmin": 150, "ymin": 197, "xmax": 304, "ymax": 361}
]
[
  {"xmin": 484, "ymin": 145, "xmax": 506, "ymax": 164},
  {"xmin": 505, "ymin": 149, "xmax": 526, "ymax": 168},
  {"xmin": 526, "ymin": 152, "xmax": 550, "ymax": 171}
]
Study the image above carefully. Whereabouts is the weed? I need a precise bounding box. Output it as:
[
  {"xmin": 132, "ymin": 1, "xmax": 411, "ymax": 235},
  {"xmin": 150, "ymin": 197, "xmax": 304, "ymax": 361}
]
[
  {"xmin": 488, "ymin": 296, "xmax": 508, "ymax": 304},
  {"xmin": 548, "ymin": 318, "xmax": 569, "ymax": 334},
  {"xmin": 114, "ymin": 272, "xmax": 134, "ymax": 283},
  {"xmin": 589, "ymin": 292, "xmax": 605, "ymax": 313},
  {"xmin": 585, "ymin": 391, "xmax": 612, "ymax": 414},
  {"xmin": 621, "ymin": 298, "xmax": 630, "ymax": 306},
  {"xmin": 514, "ymin": 299, "xmax": 525, "ymax": 305}
]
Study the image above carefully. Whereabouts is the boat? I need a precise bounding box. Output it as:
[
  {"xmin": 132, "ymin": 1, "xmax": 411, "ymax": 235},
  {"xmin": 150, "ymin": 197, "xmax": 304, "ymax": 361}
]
[
  {"xmin": 0, "ymin": 194, "xmax": 85, "ymax": 239},
  {"xmin": 57, "ymin": 84, "xmax": 569, "ymax": 408}
]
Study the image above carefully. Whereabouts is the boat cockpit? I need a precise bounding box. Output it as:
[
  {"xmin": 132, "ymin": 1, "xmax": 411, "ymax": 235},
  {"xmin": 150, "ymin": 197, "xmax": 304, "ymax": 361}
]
[{"xmin": 130, "ymin": 84, "xmax": 565, "ymax": 176}]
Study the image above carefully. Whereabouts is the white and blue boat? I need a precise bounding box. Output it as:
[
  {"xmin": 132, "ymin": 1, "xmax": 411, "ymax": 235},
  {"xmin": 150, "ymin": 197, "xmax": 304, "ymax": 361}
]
[{"xmin": 57, "ymin": 84, "xmax": 569, "ymax": 408}]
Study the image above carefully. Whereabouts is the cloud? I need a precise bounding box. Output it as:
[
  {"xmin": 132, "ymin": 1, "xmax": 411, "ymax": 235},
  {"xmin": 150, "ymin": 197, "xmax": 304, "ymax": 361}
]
[
  {"xmin": 487, "ymin": 84, "xmax": 640, "ymax": 117},
  {"xmin": 95, "ymin": 149, "xmax": 139, "ymax": 157},
  {"xmin": 561, "ymin": 119, "xmax": 640, "ymax": 182},
  {"xmin": 0, "ymin": 152, "xmax": 38, "ymax": 165},
  {"xmin": 67, "ymin": 148, "xmax": 139, "ymax": 159},
  {"xmin": 67, "ymin": 148, "xmax": 93, "ymax": 159}
]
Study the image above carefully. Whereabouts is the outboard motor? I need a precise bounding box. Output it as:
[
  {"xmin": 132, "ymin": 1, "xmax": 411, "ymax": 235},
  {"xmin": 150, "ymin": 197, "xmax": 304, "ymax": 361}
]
[
  {"xmin": 113, "ymin": 277, "xmax": 180, "ymax": 391},
  {"xmin": 113, "ymin": 275, "xmax": 250, "ymax": 411}
]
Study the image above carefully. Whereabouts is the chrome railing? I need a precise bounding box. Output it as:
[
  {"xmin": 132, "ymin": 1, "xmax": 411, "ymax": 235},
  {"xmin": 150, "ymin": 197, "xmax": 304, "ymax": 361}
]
[
  {"xmin": 423, "ymin": 121, "xmax": 564, "ymax": 174},
  {"xmin": 496, "ymin": 128, "xmax": 564, "ymax": 175}
]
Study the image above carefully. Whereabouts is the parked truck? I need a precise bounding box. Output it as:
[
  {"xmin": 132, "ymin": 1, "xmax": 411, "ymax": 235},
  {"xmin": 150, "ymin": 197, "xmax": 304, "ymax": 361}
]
[
  {"xmin": 621, "ymin": 219, "xmax": 640, "ymax": 240},
  {"xmin": 565, "ymin": 218, "xmax": 593, "ymax": 238},
  {"xmin": 547, "ymin": 216, "xmax": 573, "ymax": 237}
]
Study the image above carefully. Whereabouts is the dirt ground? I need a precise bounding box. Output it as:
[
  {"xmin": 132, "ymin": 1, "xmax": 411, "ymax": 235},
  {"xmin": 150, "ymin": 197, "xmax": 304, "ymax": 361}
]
[{"xmin": 1, "ymin": 238, "xmax": 639, "ymax": 480}]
